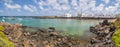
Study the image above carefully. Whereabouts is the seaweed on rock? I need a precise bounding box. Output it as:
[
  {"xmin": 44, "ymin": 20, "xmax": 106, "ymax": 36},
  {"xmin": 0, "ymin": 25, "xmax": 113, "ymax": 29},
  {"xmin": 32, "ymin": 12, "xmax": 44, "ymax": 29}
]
[
  {"xmin": 112, "ymin": 19, "xmax": 120, "ymax": 47},
  {"xmin": 112, "ymin": 29, "xmax": 120, "ymax": 47},
  {"xmin": 0, "ymin": 25, "xmax": 14, "ymax": 47}
]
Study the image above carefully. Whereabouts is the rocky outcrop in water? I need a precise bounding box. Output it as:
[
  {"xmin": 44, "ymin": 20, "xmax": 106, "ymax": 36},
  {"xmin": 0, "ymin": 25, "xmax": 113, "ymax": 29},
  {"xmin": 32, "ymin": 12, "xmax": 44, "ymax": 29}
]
[{"xmin": 89, "ymin": 19, "xmax": 115, "ymax": 47}]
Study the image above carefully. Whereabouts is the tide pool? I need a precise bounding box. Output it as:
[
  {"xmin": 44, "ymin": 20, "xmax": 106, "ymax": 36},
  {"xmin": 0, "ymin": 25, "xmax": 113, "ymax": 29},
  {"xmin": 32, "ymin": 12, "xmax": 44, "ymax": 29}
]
[{"xmin": 0, "ymin": 17, "xmax": 103, "ymax": 38}]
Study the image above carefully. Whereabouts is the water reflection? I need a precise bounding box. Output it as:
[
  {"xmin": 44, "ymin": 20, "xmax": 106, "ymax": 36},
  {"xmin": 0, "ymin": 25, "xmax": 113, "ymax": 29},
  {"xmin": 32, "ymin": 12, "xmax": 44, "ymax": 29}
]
[{"xmin": 0, "ymin": 17, "xmax": 104, "ymax": 39}]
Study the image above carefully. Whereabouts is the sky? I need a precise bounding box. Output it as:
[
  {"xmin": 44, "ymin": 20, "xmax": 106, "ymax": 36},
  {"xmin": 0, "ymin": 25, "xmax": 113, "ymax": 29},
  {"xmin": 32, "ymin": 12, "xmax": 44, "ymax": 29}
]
[{"xmin": 0, "ymin": 0, "xmax": 120, "ymax": 16}]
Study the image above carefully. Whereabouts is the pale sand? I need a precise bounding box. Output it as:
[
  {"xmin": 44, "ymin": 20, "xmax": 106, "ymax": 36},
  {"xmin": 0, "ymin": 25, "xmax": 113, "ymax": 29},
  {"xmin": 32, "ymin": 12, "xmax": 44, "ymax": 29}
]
[{"xmin": 108, "ymin": 19, "xmax": 117, "ymax": 22}]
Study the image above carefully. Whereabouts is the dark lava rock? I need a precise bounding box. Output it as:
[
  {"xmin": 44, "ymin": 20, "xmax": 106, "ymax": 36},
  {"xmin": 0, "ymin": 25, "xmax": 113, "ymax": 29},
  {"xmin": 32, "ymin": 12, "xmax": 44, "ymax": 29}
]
[
  {"xmin": 48, "ymin": 27, "xmax": 55, "ymax": 32},
  {"xmin": 102, "ymin": 19, "xmax": 109, "ymax": 26},
  {"xmin": 0, "ymin": 21, "xmax": 115, "ymax": 47},
  {"xmin": 89, "ymin": 20, "xmax": 115, "ymax": 47}
]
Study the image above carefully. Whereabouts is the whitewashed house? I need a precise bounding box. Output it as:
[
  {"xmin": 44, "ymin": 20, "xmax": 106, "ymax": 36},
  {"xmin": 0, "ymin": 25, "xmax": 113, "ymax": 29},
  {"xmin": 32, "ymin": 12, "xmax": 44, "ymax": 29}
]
[
  {"xmin": 65, "ymin": 13, "xmax": 72, "ymax": 17},
  {"xmin": 61, "ymin": 13, "xmax": 72, "ymax": 17}
]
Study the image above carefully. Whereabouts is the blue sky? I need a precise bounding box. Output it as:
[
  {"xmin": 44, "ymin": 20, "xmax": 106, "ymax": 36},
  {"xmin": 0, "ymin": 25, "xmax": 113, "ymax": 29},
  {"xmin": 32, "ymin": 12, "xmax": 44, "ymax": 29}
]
[{"xmin": 0, "ymin": 0, "xmax": 120, "ymax": 16}]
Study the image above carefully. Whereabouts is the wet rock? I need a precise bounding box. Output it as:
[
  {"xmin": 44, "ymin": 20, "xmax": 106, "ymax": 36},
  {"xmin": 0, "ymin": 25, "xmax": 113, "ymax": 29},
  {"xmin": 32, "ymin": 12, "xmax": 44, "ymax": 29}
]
[
  {"xmin": 50, "ymin": 32, "xmax": 59, "ymax": 36},
  {"xmin": 0, "ymin": 21, "xmax": 115, "ymax": 47},
  {"xmin": 48, "ymin": 27, "xmax": 55, "ymax": 32},
  {"xmin": 109, "ymin": 26, "xmax": 116, "ymax": 32},
  {"xmin": 102, "ymin": 19, "xmax": 109, "ymax": 26},
  {"xmin": 89, "ymin": 20, "xmax": 115, "ymax": 47},
  {"xmin": 90, "ymin": 26, "xmax": 95, "ymax": 32}
]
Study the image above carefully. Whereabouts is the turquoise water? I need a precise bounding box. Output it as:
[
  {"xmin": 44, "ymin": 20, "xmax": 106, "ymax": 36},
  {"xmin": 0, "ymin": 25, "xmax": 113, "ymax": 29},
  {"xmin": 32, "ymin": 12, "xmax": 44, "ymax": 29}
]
[{"xmin": 0, "ymin": 17, "xmax": 103, "ymax": 38}]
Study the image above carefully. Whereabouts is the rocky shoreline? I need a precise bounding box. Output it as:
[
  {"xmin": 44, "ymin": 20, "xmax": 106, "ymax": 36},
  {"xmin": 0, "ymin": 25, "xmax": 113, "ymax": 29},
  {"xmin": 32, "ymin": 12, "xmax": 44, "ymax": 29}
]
[
  {"xmin": 89, "ymin": 19, "xmax": 116, "ymax": 47},
  {"xmin": 0, "ymin": 22, "xmax": 84, "ymax": 47},
  {"xmin": 0, "ymin": 20, "xmax": 116, "ymax": 47}
]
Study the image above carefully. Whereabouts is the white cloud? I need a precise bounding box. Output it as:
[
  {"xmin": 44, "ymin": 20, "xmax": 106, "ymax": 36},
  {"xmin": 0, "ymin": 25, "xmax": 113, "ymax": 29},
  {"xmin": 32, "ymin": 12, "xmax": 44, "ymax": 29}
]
[
  {"xmin": 70, "ymin": 0, "xmax": 93, "ymax": 13},
  {"xmin": 24, "ymin": 5, "xmax": 34, "ymax": 12},
  {"xmin": 38, "ymin": 1, "xmax": 45, "ymax": 6},
  {"xmin": 78, "ymin": 0, "xmax": 108, "ymax": 14},
  {"xmin": 105, "ymin": 6, "xmax": 117, "ymax": 13},
  {"xmin": 30, "ymin": 1, "xmax": 120, "ymax": 15},
  {"xmin": 93, "ymin": 4, "xmax": 105, "ymax": 14},
  {"xmin": 39, "ymin": 6, "xmax": 44, "ymax": 10},
  {"xmin": 18, "ymin": 0, "xmax": 120, "ymax": 15},
  {"xmin": 58, "ymin": 0, "xmax": 68, "ymax": 4},
  {"xmin": 80, "ymin": 0, "xmax": 89, "ymax": 3},
  {"xmin": 46, "ymin": 0, "xmax": 70, "ymax": 11},
  {"xmin": 28, "ymin": 5, "xmax": 37, "ymax": 11},
  {"xmin": 76, "ymin": 0, "xmax": 119, "ymax": 15},
  {"xmin": 71, "ymin": 0, "xmax": 78, "ymax": 6},
  {"xmin": 53, "ymin": 3, "xmax": 69, "ymax": 11},
  {"xmin": 87, "ymin": 0, "xmax": 96, "ymax": 13},
  {"xmin": 53, "ymin": 3, "xmax": 62, "ymax": 10},
  {"xmin": 47, "ymin": 0, "xmax": 57, "ymax": 4},
  {"xmin": 37, "ymin": 0, "xmax": 70, "ymax": 11},
  {"xmin": 61, "ymin": 5, "xmax": 70, "ymax": 10},
  {"xmin": 102, "ymin": 0, "xmax": 110, "ymax": 4},
  {"xmin": 103, "ymin": 2, "xmax": 119, "ymax": 14},
  {"xmin": 83, "ymin": 0, "xmax": 96, "ymax": 11},
  {"xmin": 89, "ymin": 0, "xmax": 96, "ymax": 7},
  {"xmin": 115, "ymin": 0, "xmax": 120, "ymax": 3},
  {"xmin": 38, "ymin": 1, "xmax": 46, "ymax": 10},
  {"xmin": 23, "ymin": 5, "xmax": 36, "ymax": 12},
  {"xmin": 96, "ymin": 4, "xmax": 104, "ymax": 11},
  {"xmin": 4, "ymin": 3, "xmax": 21, "ymax": 9},
  {"xmin": 79, "ymin": 0, "xmax": 89, "ymax": 11}
]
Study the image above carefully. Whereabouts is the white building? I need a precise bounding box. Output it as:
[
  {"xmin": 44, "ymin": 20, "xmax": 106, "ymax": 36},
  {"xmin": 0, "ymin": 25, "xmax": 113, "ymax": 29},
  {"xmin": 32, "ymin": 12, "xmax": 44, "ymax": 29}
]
[
  {"xmin": 61, "ymin": 13, "xmax": 72, "ymax": 17},
  {"xmin": 65, "ymin": 13, "xmax": 72, "ymax": 17}
]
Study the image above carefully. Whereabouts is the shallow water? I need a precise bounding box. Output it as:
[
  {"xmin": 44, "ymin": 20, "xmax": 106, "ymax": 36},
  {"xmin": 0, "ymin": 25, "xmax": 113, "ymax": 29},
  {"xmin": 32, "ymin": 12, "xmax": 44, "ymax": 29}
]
[{"xmin": 0, "ymin": 17, "xmax": 104, "ymax": 38}]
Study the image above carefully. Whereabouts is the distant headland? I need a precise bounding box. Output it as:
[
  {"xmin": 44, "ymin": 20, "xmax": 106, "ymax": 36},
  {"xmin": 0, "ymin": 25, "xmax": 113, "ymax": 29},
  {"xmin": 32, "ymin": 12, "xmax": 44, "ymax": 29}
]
[{"xmin": 1, "ymin": 13, "xmax": 119, "ymax": 19}]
